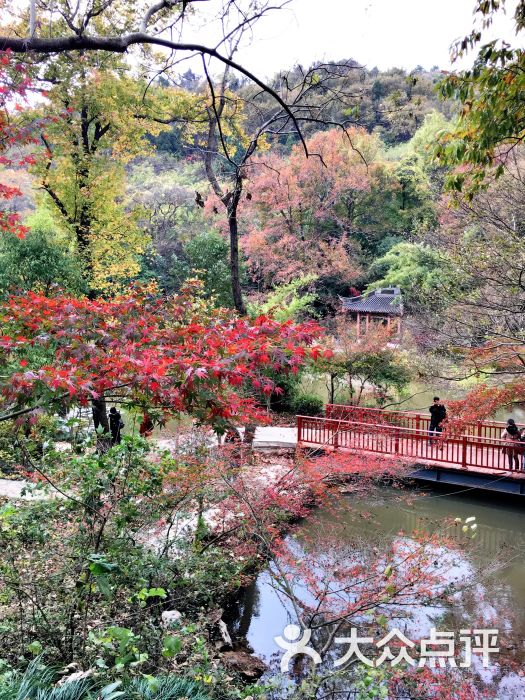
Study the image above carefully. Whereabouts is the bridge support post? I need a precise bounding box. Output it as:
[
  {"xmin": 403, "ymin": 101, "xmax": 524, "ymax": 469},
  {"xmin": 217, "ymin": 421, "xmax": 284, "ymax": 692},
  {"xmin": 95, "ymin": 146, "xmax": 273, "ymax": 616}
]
[
  {"xmin": 333, "ymin": 421, "xmax": 339, "ymax": 450},
  {"xmin": 461, "ymin": 435, "xmax": 468, "ymax": 469}
]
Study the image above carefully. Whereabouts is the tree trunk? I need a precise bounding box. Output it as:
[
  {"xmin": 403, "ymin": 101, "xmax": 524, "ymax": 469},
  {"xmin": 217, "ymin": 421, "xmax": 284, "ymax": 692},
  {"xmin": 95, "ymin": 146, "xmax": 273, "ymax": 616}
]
[
  {"xmin": 329, "ymin": 373, "xmax": 335, "ymax": 405},
  {"xmin": 228, "ymin": 212, "xmax": 246, "ymax": 315},
  {"xmin": 242, "ymin": 422, "xmax": 256, "ymax": 464},
  {"xmin": 91, "ymin": 396, "xmax": 111, "ymax": 451}
]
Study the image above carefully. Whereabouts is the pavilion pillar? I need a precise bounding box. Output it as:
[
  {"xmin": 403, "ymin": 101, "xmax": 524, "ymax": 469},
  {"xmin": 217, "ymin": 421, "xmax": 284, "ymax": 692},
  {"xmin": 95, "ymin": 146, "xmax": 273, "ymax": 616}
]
[
  {"xmin": 365, "ymin": 314, "xmax": 370, "ymax": 334},
  {"xmin": 397, "ymin": 318, "xmax": 401, "ymax": 335},
  {"xmin": 357, "ymin": 313, "xmax": 361, "ymax": 337},
  {"xmin": 387, "ymin": 317, "xmax": 391, "ymax": 334}
]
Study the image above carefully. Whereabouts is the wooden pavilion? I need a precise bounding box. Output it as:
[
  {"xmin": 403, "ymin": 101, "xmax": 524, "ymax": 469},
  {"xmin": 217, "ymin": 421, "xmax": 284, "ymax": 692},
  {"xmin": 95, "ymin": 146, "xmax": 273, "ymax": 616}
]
[{"xmin": 339, "ymin": 287, "xmax": 404, "ymax": 336}]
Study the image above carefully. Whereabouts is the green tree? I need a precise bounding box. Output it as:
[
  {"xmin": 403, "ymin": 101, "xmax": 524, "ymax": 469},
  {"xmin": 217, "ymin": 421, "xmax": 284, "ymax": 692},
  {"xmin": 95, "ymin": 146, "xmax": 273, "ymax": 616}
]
[
  {"xmin": 342, "ymin": 154, "xmax": 436, "ymax": 261},
  {"xmin": 367, "ymin": 242, "xmax": 456, "ymax": 312},
  {"xmin": 409, "ymin": 110, "xmax": 453, "ymax": 166},
  {"xmin": 248, "ymin": 275, "xmax": 318, "ymax": 322},
  {"xmin": 317, "ymin": 323, "xmax": 413, "ymax": 406},
  {"xmin": 30, "ymin": 64, "xmax": 181, "ymax": 292},
  {"xmin": 0, "ymin": 212, "xmax": 84, "ymax": 297},
  {"xmin": 436, "ymin": 0, "xmax": 525, "ymax": 196},
  {"xmin": 13, "ymin": 17, "xmax": 197, "ymax": 293},
  {"xmin": 171, "ymin": 231, "xmax": 237, "ymax": 308}
]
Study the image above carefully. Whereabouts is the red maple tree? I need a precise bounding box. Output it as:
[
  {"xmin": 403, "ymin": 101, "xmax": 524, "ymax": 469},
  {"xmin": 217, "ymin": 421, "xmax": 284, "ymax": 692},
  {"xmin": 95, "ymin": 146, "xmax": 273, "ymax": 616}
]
[
  {"xmin": 205, "ymin": 128, "xmax": 376, "ymax": 287},
  {"xmin": 0, "ymin": 50, "xmax": 36, "ymax": 239},
  {"xmin": 0, "ymin": 282, "xmax": 324, "ymax": 433}
]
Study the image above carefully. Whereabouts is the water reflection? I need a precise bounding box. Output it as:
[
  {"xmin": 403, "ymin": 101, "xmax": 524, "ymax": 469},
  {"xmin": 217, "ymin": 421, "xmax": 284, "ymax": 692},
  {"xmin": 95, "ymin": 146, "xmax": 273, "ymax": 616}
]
[{"xmin": 227, "ymin": 487, "xmax": 525, "ymax": 697}]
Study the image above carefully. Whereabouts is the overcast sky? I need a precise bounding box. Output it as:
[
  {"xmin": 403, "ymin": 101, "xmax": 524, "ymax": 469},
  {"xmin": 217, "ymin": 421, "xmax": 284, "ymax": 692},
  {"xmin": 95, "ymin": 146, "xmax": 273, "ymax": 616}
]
[{"xmin": 190, "ymin": 0, "xmax": 522, "ymax": 77}]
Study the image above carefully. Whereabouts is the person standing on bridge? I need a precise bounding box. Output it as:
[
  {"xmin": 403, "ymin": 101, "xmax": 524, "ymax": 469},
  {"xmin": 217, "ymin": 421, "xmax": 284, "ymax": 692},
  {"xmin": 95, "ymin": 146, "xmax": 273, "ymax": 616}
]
[
  {"xmin": 429, "ymin": 396, "xmax": 447, "ymax": 444},
  {"xmin": 501, "ymin": 418, "xmax": 522, "ymax": 471}
]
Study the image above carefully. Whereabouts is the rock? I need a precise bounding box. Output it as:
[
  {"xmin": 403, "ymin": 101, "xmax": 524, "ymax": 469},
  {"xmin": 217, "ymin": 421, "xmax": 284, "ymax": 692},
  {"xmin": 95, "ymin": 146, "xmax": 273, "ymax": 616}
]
[
  {"xmin": 217, "ymin": 619, "xmax": 233, "ymax": 650},
  {"xmin": 207, "ymin": 608, "xmax": 233, "ymax": 650},
  {"xmin": 161, "ymin": 609, "xmax": 182, "ymax": 627},
  {"xmin": 54, "ymin": 441, "xmax": 73, "ymax": 452},
  {"xmin": 57, "ymin": 669, "xmax": 93, "ymax": 685},
  {"xmin": 221, "ymin": 650, "xmax": 267, "ymax": 680},
  {"xmin": 207, "ymin": 608, "xmax": 224, "ymax": 625}
]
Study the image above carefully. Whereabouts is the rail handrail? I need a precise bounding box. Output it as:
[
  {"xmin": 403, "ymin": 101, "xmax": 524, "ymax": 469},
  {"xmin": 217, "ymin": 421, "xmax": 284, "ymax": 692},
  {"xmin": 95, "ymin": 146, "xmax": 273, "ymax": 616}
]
[
  {"xmin": 299, "ymin": 416, "xmax": 513, "ymax": 446},
  {"xmin": 324, "ymin": 403, "xmax": 509, "ymax": 440},
  {"xmin": 327, "ymin": 403, "xmax": 428, "ymax": 418},
  {"xmin": 325, "ymin": 403, "xmax": 508, "ymax": 428},
  {"xmin": 297, "ymin": 414, "xmax": 524, "ymax": 474}
]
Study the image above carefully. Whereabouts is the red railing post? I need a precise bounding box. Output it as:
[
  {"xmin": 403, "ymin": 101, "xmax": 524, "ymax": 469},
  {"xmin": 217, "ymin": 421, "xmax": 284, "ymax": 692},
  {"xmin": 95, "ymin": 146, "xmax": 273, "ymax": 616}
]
[
  {"xmin": 297, "ymin": 411, "xmax": 513, "ymax": 475},
  {"xmin": 461, "ymin": 435, "xmax": 468, "ymax": 469}
]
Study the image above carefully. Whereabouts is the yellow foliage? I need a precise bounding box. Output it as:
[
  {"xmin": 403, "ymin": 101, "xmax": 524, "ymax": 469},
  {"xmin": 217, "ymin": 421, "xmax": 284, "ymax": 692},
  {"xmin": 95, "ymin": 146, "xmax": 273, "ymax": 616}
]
[{"xmin": 25, "ymin": 63, "xmax": 204, "ymax": 292}]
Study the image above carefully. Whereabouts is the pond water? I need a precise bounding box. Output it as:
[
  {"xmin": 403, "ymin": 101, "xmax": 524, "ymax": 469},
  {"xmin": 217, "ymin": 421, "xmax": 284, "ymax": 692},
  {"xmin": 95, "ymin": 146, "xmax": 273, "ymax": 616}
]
[{"xmin": 227, "ymin": 486, "xmax": 525, "ymax": 698}]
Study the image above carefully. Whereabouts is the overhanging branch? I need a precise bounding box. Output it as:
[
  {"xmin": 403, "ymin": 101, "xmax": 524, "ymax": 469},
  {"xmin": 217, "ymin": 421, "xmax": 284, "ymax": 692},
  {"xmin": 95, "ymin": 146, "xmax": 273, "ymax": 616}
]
[{"xmin": 0, "ymin": 32, "xmax": 310, "ymax": 155}]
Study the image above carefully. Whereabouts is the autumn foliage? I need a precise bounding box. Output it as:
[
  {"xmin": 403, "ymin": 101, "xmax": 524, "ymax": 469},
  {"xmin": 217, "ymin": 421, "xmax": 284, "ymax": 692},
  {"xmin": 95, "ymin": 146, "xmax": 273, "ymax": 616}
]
[
  {"xmin": 0, "ymin": 282, "xmax": 325, "ymax": 429},
  {"xmin": 205, "ymin": 128, "xmax": 378, "ymax": 287},
  {"xmin": 0, "ymin": 50, "xmax": 34, "ymax": 238}
]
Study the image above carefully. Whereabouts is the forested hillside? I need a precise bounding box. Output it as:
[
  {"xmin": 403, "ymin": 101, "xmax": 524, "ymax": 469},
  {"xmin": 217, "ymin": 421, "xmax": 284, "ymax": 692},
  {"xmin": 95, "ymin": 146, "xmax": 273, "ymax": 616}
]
[
  {"xmin": 0, "ymin": 1, "xmax": 525, "ymax": 698},
  {"xmin": 1, "ymin": 60, "xmax": 450, "ymax": 305}
]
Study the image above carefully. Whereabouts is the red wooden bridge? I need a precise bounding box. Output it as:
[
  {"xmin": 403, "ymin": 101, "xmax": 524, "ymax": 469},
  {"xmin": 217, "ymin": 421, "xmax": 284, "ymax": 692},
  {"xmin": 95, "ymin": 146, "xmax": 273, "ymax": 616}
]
[{"xmin": 297, "ymin": 404, "xmax": 525, "ymax": 495}]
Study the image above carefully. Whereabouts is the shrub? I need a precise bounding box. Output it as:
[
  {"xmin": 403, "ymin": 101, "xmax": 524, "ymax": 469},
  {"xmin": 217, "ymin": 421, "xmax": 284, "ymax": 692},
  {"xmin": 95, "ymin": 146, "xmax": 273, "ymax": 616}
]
[
  {"xmin": 0, "ymin": 415, "xmax": 60, "ymax": 476},
  {"xmin": 0, "ymin": 658, "xmax": 211, "ymax": 700},
  {"xmin": 290, "ymin": 392, "xmax": 324, "ymax": 416},
  {"xmin": 0, "ymin": 219, "xmax": 85, "ymax": 298},
  {"xmin": 123, "ymin": 676, "xmax": 210, "ymax": 699}
]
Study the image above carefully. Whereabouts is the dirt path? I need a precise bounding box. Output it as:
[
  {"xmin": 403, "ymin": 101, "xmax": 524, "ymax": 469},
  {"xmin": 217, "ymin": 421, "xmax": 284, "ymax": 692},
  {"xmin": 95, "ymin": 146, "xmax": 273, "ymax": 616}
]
[
  {"xmin": 0, "ymin": 426, "xmax": 298, "ymax": 500},
  {"xmin": 0, "ymin": 478, "xmax": 41, "ymax": 500}
]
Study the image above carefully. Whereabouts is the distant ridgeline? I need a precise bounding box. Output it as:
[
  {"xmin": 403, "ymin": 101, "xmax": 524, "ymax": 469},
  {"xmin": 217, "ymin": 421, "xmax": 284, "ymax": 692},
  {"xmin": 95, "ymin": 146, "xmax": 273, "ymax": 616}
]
[{"xmin": 151, "ymin": 62, "xmax": 450, "ymax": 156}]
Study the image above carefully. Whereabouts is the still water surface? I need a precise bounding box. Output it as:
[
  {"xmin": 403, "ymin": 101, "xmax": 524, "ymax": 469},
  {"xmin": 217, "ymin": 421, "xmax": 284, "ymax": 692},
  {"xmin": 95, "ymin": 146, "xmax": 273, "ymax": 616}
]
[{"xmin": 228, "ymin": 486, "xmax": 525, "ymax": 697}]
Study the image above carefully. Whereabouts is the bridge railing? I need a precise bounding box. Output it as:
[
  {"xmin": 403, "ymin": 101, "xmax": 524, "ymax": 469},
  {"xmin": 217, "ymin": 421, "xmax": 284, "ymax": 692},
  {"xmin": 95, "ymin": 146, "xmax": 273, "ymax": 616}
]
[
  {"xmin": 325, "ymin": 404, "xmax": 507, "ymax": 441},
  {"xmin": 297, "ymin": 415, "xmax": 523, "ymax": 473}
]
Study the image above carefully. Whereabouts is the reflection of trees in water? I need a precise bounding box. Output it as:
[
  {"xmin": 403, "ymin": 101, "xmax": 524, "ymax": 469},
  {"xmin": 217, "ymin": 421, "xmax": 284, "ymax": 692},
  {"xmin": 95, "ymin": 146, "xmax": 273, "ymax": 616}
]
[
  {"xmin": 230, "ymin": 490, "xmax": 525, "ymax": 697},
  {"xmin": 225, "ymin": 578, "xmax": 261, "ymax": 639},
  {"xmin": 237, "ymin": 579, "xmax": 261, "ymax": 639},
  {"xmin": 397, "ymin": 507, "xmax": 525, "ymax": 559}
]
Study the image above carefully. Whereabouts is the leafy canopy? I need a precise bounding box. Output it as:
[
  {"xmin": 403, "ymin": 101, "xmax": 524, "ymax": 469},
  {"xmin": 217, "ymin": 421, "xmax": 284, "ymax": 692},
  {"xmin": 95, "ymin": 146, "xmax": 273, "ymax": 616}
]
[
  {"xmin": 367, "ymin": 242, "xmax": 457, "ymax": 311},
  {"xmin": 0, "ymin": 282, "xmax": 322, "ymax": 433},
  {"xmin": 436, "ymin": 0, "xmax": 525, "ymax": 196}
]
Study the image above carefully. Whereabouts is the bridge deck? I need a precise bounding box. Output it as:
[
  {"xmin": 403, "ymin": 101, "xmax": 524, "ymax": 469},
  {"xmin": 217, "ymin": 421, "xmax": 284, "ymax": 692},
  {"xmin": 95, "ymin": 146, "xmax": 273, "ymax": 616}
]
[{"xmin": 297, "ymin": 412, "xmax": 525, "ymax": 493}]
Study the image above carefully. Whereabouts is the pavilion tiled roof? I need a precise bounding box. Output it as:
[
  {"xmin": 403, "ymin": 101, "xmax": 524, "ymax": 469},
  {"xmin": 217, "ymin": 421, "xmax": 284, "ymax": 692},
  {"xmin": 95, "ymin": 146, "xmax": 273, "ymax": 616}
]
[{"xmin": 340, "ymin": 287, "xmax": 404, "ymax": 316}]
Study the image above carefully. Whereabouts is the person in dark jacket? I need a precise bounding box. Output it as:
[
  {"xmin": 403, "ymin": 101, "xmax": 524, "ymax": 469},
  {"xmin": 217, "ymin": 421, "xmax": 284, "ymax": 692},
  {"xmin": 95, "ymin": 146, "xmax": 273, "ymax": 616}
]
[
  {"xmin": 109, "ymin": 407, "xmax": 124, "ymax": 445},
  {"xmin": 429, "ymin": 397, "xmax": 446, "ymax": 443},
  {"xmin": 501, "ymin": 418, "xmax": 522, "ymax": 470}
]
